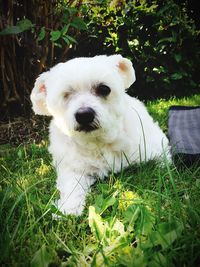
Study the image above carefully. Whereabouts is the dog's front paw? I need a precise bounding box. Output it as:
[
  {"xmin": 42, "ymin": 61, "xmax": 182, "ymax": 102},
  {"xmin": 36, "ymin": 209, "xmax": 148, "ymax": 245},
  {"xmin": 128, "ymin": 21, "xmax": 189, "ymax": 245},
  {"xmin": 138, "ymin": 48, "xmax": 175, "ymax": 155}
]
[{"xmin": 57, "ymin": 196, "xmax": 85, "ymax": 216}]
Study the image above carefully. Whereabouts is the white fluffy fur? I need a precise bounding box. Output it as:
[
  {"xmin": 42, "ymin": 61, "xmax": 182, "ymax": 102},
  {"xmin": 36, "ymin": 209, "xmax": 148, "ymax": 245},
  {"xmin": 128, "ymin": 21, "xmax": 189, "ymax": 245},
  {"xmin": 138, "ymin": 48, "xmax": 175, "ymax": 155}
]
[{"xmin": 31, "ymin": 55, "xmax": 171, "ymax": 215}]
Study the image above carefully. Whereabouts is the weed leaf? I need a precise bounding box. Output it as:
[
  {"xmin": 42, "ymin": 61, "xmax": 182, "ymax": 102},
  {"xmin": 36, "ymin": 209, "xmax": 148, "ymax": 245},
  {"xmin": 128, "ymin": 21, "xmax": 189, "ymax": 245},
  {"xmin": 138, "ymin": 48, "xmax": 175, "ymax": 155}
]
[
  {"xmin": 31, "ymin": 244, "xmax": 52, "ymax": 267},
  {"xmin": 149, "ymin": 220, "xmax": 184, "ymax": 249},
  {"xmin": 89, "ymin": 206, "xmax": 106, "ymax": 241},
  {"xmin": 94, "ymin": 194, "xmax": 116, "ymax": 214}
]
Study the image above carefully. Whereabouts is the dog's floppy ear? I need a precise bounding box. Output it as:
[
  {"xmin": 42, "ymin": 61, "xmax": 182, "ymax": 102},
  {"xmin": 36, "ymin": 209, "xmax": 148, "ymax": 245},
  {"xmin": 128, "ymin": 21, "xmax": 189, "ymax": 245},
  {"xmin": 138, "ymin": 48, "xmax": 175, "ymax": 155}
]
[
  {"xmin": 30, "ymin": 72, "xmax": 51, "ymax": 116},
  {"xmin": 109, "ymin": 55, "xmax": 136, "ymax": 89}
]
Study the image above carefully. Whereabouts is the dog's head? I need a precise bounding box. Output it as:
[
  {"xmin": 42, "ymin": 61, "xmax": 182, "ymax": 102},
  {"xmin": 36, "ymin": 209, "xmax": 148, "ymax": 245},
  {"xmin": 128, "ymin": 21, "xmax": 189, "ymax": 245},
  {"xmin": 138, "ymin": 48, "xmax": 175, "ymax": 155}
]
[{"xmin": 31, "ymin": 55, "xmax": 136, "ymax": 143}]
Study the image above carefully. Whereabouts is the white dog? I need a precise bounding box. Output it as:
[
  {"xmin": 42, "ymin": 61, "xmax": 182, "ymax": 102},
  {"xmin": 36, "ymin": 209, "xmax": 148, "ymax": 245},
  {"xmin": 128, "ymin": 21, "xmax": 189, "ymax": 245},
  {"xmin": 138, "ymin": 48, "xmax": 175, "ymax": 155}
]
[{"xmin": 31, "ymin": 55, "xmax": 170, "ymax": 215}]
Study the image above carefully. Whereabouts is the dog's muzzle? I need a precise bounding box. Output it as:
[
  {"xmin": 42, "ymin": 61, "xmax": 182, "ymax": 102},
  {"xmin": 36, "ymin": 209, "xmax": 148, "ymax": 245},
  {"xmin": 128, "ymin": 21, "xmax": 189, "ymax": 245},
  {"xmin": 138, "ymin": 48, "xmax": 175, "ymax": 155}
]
[{"xmin": 75, "ymin": 107, "xmax": 100, "ymax": 132}]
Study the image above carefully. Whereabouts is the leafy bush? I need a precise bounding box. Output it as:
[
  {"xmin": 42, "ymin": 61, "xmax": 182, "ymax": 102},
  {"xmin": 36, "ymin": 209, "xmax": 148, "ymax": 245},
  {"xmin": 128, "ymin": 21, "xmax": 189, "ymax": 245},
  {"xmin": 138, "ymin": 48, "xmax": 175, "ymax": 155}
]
[
  {"xmin": 75, "ymin": 0, "xmax": 200, "ymax": 99},
  {"xmin": 0, "ymin": 0, "xmax": 87, "ymax": 119},
  {"xmin": 0, "ymin": 0, "xmax": 199, "ymax": 119}
]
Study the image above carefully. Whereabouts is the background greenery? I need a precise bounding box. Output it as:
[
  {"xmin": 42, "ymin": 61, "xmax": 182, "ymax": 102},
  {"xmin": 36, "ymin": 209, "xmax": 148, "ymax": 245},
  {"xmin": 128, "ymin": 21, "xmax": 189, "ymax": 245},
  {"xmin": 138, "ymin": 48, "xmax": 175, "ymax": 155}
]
[{"xmin": 0, "ymin": 0, "xmax": 199, "ymax": 119}]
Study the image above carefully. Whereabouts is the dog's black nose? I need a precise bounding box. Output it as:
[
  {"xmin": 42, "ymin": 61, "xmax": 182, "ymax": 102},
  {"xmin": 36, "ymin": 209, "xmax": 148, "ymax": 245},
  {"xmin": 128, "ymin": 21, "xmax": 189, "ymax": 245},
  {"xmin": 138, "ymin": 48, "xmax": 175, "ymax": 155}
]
[{"xmin": 75, "ymin": 107, "xmax": 95, "ymax": 125}]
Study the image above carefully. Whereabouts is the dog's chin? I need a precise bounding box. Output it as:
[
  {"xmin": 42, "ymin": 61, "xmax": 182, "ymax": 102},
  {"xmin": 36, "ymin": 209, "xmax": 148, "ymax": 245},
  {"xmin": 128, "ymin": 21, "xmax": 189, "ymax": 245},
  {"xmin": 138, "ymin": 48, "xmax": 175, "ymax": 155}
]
[
  {"xmin": 75, "ymin": 124, "xmax": 99, "ymax": 133},
  {"xmin": 75, "ymin": 119, "xmax": 101, "ymax": 133}
]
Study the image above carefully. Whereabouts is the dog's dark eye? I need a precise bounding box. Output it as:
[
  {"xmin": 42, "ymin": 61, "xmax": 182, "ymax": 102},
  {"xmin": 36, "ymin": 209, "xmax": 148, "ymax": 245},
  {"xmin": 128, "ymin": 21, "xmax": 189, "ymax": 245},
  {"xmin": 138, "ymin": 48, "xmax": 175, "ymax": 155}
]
[
  {"xmin": 63, "ymin": 92, "xmax": 70, "ymax": 99},
  {"xmin": 96, "ymin": 84, "xmax": 111, "ymax": 97}
]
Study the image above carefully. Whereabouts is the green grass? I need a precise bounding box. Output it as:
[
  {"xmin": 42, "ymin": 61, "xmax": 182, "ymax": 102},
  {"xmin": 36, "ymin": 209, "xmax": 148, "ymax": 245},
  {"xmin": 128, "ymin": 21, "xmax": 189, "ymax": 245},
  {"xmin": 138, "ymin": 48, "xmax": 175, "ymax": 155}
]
[{"xmin": 0, "ymin": 95, "xmax": 200, "ymax": 267}]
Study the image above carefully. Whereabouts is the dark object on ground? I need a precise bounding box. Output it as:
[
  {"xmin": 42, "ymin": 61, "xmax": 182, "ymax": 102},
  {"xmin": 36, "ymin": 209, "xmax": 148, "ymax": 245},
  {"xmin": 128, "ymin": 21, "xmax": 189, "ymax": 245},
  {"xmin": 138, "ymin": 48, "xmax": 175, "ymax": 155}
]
[{"xmin": 168, "ymin": 106, "xmax": 200, "ymax": 166}]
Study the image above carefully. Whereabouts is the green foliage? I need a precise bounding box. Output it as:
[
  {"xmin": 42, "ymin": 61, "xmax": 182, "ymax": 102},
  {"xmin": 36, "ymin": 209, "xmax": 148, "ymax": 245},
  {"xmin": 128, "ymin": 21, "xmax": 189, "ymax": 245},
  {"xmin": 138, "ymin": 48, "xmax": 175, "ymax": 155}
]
[
  {"xmin": 0, "ymin": 6, "xmax": 87, "ymax": 48},
  {"xmin": 0, "ymin": 1, "xmax": 88, "ymax": 116},
  {"xmin": 47, "ymin": 7, "xmax": 87, "ymax": 48},
  {"xmin": 0, "ymin": 19, "xmax": 34, "ymax": 35},
  {"xmin": 31, "ymin": 245, "xmax": 53, "ymax": 267},
  {"xmin": 1, "ymin": 0, "xmax": 199, "ymax": 117},
  {"xmin": 66, "ymin": 185, "xmax": 183, "ymax": 266},
  {"xmin": 75, "ymin": 0, "xmax": 200, "ymax": 99}
]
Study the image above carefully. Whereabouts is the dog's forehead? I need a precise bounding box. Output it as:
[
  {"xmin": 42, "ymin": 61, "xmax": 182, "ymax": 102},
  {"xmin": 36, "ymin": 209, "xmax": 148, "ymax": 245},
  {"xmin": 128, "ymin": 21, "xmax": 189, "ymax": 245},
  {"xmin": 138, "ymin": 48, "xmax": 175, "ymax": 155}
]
[
  {"xmin": 48, "ymin": 57, "xmax": 118, "ymax": 91},
  {"xmin": 61, "ymin": 57, "xmax": 114, "ymax": 76},
  {"xmin": 65, "ymin": 56, "xmax": 112, "ymax": 68}
]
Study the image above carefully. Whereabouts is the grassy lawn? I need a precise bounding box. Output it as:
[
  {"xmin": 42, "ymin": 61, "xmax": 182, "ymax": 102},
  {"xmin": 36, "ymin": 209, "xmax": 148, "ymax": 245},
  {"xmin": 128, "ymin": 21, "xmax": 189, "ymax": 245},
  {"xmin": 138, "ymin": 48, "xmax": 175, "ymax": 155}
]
[{"xmin": 0, "ymin": 94, "xmax": 200, "ymax": 267}]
